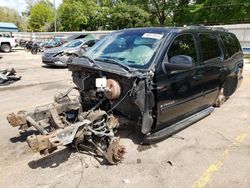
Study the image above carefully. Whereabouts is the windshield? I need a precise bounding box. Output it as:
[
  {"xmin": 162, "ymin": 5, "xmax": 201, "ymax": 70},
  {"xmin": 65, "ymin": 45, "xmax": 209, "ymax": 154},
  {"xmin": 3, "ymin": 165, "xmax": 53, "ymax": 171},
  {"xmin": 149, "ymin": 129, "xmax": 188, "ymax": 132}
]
[
  {"xmin": 64, "ymin": 40, "xmax": 83, "ymax": 48},
  {"xmin": 84, "ymin": 31, "xmax": 166, "ymax": 68}
]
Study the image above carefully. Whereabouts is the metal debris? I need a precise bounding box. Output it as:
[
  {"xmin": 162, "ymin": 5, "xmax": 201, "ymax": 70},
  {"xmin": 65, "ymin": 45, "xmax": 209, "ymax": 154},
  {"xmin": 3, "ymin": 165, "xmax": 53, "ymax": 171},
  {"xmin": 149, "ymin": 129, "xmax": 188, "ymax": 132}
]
[
  {"xmin": 0, "ymin": 68, "xmax": 21, "ymax": 86},
  {"xmin": 7, "ymin": 87, "xmax": 125, "ymax": 164}
]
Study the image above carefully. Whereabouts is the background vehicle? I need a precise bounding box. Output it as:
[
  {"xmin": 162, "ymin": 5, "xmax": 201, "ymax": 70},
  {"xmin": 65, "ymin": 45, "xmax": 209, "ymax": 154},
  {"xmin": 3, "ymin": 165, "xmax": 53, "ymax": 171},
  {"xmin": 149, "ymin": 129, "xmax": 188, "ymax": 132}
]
[
  {"xmin": 0, "ymin": 33, "xmax": 17, "ymax": 52},
  {"xmin": 42, "ymin": 39, "xmax": 97, "ymax": 67},
  {"xmin": 24, "ymin": 41, "xmax": 34, "ymax": 51}
]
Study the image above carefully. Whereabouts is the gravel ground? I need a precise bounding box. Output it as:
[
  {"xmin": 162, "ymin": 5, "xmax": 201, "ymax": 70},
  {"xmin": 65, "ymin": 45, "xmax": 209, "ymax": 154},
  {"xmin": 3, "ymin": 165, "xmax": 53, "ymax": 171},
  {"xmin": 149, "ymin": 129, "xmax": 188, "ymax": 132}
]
[{"xmin": 0, "ymin": 50, "xmax": 250, "ymax": 188}]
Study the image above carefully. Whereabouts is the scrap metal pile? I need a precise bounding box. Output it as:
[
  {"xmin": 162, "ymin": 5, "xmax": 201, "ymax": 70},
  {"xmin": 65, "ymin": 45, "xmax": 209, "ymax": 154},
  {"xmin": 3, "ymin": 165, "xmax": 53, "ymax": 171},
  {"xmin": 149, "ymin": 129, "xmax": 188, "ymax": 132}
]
[
  {"xmin": 0, "ymin": 68, "xmax": 21, "ymax": 86},
  {"xmin": 7, "ymin": 87, "xmax": 126, "ymax": 164}
]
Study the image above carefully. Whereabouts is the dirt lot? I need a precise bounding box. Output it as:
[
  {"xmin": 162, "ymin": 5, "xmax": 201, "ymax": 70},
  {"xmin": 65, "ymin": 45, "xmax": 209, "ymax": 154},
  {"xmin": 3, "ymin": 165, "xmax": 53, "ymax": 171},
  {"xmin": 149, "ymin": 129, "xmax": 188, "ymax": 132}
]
[{"xmin": 0, "ymin": 50, "xmax": 250, "ymax": 188}]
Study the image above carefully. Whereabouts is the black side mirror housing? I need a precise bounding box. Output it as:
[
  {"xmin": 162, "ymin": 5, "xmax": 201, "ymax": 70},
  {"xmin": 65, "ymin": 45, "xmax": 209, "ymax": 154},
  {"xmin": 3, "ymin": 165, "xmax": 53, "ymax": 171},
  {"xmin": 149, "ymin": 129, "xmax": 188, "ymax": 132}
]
[{"xmin": 164, "ymin": 55, "xmax": 194, "ymax": 71}]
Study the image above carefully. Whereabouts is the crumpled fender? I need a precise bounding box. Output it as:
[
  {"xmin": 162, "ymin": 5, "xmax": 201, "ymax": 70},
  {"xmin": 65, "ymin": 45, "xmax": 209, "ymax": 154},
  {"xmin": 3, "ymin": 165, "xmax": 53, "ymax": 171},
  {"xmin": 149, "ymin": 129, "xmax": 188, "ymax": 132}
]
[{"xmin": 134, "ymin": 79, "xmax": 155, "ymax": 134}]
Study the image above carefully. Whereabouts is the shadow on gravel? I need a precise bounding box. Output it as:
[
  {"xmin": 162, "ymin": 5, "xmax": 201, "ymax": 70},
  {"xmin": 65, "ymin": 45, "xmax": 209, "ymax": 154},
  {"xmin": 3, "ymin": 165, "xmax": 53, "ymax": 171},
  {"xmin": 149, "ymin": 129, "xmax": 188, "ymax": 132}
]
[
  {"xmin": 118, "ymin": 123, "xmax": 143, "ymax": 145},
  {"xmin": 42, "ymin": 65, "xmax": 67, "ymax": 69},
  {"xmin": 10, "ymin": 130, "xmax": 38, "ymax": 143},
  {"xmin": 28, "ymin": 148, "xmax": 73, "ymax": 169},
  {"xmin": 117, "ymin": 123, "xmax": 161, "ymax": 153}
]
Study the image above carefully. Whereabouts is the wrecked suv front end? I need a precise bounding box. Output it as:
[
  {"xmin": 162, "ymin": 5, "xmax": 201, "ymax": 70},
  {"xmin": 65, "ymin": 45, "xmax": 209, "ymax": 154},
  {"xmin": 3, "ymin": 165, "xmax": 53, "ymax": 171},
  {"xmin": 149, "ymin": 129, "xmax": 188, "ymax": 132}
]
[{"xmin": 7, "ymin": 29, "xmax": 167, "ymax": 164}]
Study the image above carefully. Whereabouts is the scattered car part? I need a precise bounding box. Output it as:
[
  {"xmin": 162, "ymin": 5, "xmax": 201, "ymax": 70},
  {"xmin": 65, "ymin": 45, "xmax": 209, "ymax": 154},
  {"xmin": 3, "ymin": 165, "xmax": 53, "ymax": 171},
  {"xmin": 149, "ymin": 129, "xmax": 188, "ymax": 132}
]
[
  {"xmin": 214, "ymin": 89, "xmax": 227, "ymax": 107},
  {"xmin": 7, "ymin": 87, "xmax": 125, "ymax": 164},
  {"xmin": 0, "ymin": 68, "xmax": 21, "ymax": 86}
]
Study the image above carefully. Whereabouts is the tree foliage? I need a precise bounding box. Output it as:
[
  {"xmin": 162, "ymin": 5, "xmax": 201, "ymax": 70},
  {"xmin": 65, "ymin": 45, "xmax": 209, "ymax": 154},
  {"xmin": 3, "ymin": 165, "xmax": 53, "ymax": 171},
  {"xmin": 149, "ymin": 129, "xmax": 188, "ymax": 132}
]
[
  {"xmin": 28, "ymin": 0, "xmax": 53, "ymax": 31},
  {"xmin": 0, "ymin": 6, "xmax": 27, "ymax": 31},
  {"xmin": 2, "ymin": 0, "xmax": 250, "ymax": 32},
  {"xmin": 57, "ymin": 0, "xmax": 151, "ymax": 31}
]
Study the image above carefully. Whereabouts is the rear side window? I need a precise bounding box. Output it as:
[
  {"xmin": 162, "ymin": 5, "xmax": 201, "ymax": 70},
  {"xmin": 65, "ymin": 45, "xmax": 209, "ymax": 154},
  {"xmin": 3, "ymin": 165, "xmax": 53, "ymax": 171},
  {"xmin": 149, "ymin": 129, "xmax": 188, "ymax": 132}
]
[
  {"xmin": 199, "ymin": 33, "xmax": 221, "ymax": 62},
  {"xmin": 220, "ymin": 33, "xmax": 241, "ymax": 58},
  {"xmin": 168, "ymin": 34, "xmax": 197, "ymax": 62},
  {"xmin": 85, "ymin": 40, "xmax": 96, "ymax": 47}
]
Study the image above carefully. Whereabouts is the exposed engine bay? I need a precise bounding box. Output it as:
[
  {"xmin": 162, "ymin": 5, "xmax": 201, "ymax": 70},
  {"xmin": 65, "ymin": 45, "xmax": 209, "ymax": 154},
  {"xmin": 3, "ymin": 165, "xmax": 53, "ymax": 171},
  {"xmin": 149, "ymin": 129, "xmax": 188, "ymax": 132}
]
[{"xmin": 7, "ymin": 62, "xmax": 155, "ymax": 164}]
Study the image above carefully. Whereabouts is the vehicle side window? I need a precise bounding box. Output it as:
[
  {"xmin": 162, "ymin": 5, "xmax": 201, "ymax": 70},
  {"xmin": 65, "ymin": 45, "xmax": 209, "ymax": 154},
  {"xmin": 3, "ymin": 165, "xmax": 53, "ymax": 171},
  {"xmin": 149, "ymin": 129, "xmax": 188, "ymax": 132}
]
[
  {"xmin": 199, "ymin": 33, "xmax": 221, "ymax": 62},
  {"xmin": 167, "ymin": 34, "xmax": 197, "ymax": 63},
  {"xmin": 85, "ymin": 40, "xmax": 95, "ymax": 47},
  {"xmin": 220, "ymin": 33, "xmax": 241, "ymax": 58}
]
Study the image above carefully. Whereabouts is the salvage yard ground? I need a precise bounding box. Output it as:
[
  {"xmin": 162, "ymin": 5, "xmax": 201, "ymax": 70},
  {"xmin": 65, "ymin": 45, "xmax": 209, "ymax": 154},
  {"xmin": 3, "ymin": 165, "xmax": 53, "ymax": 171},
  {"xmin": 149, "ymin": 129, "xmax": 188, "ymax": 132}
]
[{"xmin": 0, "ymin": 50, "xmax": 250, "ymax": 188}]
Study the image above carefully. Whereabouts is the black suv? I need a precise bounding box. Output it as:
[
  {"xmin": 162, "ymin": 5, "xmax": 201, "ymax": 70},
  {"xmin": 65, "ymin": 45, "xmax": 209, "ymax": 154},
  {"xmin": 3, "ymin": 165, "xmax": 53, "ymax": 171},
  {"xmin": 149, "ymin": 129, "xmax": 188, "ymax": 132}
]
[
  {"xmin": 7, "ymin": 27, "xmax": 243, "ymax": 163},
  {"xmin": 69, "ymin": 26, "xmax": 243, "ymax": 143}
]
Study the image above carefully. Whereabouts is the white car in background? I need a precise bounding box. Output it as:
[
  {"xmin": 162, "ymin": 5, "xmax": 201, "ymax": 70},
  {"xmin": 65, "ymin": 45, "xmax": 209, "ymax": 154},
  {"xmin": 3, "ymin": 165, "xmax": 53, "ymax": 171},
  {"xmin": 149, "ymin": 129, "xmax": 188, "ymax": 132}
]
[{"xmin": 0, "ymin": 33, "xmax": 17, "ymax": 52}]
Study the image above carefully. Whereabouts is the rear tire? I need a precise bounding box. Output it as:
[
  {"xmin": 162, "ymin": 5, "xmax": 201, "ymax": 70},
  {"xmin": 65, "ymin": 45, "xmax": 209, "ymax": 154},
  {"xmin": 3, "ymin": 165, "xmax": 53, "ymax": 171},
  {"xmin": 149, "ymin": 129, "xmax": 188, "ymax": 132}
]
[
  {"xmin": 31, "ymin": 48, "xmax": 38, "ymax": 54},
  {"xmin": 1, "ymin": 44, "xmax": 11, "ymax": 53}
]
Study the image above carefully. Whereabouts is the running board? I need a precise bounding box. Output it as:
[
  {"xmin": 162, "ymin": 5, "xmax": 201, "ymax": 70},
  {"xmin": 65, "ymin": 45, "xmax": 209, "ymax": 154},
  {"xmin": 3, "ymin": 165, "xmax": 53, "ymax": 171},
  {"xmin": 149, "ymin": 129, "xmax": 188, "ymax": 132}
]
[{"xmin": 143, "ymin": 107, "xmax": 214, "ymax": 144}]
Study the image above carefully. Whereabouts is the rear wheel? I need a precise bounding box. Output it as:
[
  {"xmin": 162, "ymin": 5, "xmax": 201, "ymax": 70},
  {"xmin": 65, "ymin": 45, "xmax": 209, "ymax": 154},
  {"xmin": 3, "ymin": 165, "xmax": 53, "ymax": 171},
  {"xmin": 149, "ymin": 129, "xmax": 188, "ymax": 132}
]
[
  {"xmin": 1, "ymin": 44, "xmax": 11, "ymax": 52},
  {"xmin": 31, "ymin": 48, "xmax": 38, "ymax": 54}
]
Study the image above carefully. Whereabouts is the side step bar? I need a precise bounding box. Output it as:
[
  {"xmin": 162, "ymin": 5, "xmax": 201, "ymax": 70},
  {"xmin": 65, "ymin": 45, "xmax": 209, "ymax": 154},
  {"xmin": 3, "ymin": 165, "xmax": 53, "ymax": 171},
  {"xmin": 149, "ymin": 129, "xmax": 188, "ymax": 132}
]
[{"xmin": 143, "ymin": 107, "xmax": 214, "ymax": 144}]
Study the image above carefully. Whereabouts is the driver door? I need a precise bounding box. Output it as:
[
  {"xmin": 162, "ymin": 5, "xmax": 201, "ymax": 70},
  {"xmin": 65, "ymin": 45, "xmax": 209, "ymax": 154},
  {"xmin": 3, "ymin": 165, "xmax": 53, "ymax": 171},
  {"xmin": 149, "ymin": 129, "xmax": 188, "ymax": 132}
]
[{"xmin": 156, "ymin": 33, "xmax": 205, "ymax": 128}]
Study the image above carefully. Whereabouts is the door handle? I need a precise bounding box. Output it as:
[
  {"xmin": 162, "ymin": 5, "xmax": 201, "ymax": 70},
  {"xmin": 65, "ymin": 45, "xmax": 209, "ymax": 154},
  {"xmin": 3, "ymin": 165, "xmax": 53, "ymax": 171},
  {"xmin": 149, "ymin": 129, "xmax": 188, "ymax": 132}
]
[{"xmin": 192, "ymin": 75, "xmax": 202, "ymax": 81}]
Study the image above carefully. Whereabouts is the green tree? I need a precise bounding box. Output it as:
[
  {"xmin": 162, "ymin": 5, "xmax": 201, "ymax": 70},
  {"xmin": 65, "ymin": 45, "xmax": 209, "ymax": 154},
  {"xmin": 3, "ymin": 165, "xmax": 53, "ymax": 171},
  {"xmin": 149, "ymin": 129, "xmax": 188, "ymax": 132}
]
[
  {"xmin": 188, "ymin": 0, "xmax": 250, "ymax": 25},
  {"xmin": 0, "ymin": 6, "xmax": 28, "ymax": 31},
  {"xmin": 58, "ymin": 0, "xmax": 97, "ymax": 31},
  {"xmin": 58, "ymin": 0, "xmax": 151, "ymax": 31},
  {"xmin": 122, "ymin": 0, "xmax": 177, "ymax": 26},
  {"xmin": 28, "ymin": 0, "xmax": 53, "ymax": 31},
  {"xmin": 107, "ymin": 2, "xmax": 151, "ymax": 29}
]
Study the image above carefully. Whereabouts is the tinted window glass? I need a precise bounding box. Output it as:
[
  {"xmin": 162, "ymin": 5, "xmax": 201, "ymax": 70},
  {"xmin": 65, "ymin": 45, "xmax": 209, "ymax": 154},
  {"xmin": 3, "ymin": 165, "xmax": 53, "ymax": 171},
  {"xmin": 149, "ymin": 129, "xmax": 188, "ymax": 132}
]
[
  {"xmin": 65, "ymin": 40, "xmax": 83, "ymax": 48},
  {"xmin": 220, "ymin": 33, "xmax": 241, "ymax": 58},
  {"xmin": 199, "ymin": 33, "xmax": 221, "ymax": 61},
  {"xmin": 168, "ymin": 34, "xmax": 197, "ymax": 62},
  {"xmin": 85, "ymin": 40, "xmax": 96, "ymax": 47}
]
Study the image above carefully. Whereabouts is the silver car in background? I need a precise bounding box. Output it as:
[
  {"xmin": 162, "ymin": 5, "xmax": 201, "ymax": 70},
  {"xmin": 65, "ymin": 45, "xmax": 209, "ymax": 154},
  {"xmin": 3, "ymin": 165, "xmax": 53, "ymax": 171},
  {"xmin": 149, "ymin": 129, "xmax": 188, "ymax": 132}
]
[{"xmin": 42, "ymin": 39, "xmax": 96, "ymax": 67}]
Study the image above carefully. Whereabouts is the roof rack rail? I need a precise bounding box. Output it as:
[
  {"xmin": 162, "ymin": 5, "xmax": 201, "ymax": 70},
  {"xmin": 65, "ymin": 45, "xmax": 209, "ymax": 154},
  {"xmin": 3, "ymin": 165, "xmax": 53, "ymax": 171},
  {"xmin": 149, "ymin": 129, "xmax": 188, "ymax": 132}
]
[
  {"xmin": 186, "ymin": 25, "xmax": 206, "ymax": 29},
  {"xmin": 210, "ymin": 27, "xmax": 228, "ymax": 32},
  {"xmin": 185, "ymin": 25, "xmax": 228, "ymax": 32}
]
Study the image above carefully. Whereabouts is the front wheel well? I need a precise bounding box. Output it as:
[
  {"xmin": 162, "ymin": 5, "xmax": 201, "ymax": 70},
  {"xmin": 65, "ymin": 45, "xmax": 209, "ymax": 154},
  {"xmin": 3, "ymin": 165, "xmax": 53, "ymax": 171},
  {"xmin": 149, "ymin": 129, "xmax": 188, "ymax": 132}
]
[{"xmin": 1, "ymin": 42, "xmax": 11, "ymax": 46}]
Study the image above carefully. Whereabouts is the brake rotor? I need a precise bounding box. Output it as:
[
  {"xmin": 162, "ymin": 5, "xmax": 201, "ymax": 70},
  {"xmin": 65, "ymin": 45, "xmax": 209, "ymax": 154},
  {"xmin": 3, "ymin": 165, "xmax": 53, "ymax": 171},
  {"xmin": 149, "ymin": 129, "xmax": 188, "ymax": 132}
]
[
  {"xmin": 106, "ymin": 138, "xmax": 126, "ymax": 164},
  {"xmin": 104, "ymin": 79, "xmax": 121, "ymax": 100}
]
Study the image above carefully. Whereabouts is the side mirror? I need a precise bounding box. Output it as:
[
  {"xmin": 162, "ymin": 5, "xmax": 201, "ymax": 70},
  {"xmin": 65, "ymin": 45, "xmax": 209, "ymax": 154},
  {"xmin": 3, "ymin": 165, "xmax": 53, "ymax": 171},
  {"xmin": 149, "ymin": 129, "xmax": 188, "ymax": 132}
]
[{"xmin": 164, "ymin": 55, "xmax": 194, "ymax": 71}]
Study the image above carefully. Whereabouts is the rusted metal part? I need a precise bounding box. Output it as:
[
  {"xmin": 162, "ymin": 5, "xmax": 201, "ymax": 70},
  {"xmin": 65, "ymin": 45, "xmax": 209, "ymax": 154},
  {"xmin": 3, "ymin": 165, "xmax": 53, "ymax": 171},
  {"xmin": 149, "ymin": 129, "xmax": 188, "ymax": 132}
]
[
  {"xmin": 7, "ymin": 86, "xmax": 126, "ymax": 165},
  {"xmin": 107, "ymin": 115, "xmax": 119, "ymax": 129},
  {"xmin": 50, "ymin": 107, "xmax": 64, "ymax": 128},
  {"xmin": 86, "ymin": 110, "xmax": 107, "ymax": 122},
  {"xmin": 107, "ymin": 138, "xmax": 126, "ymax": 164},
  {"xmin": 7, "ymin": 111, "xmax": 27, "ymax": 127},
  {"xmin": 27, "ymin": 120, "xmax": 91, "ymax": 154},
  {"xmin": 27, "ymin": 134, "xmax": 62, "ymax": 154},
  {"xmin": 26, "ymin": 115, "xmax": 48, "ymax": 135},
  {"xmin": 214, "ymin": 89, "xmax": 226, "ymax": 107},
  {"xmin": 104, "ymin": 79, "xmax": 121, "ymax": 100}
]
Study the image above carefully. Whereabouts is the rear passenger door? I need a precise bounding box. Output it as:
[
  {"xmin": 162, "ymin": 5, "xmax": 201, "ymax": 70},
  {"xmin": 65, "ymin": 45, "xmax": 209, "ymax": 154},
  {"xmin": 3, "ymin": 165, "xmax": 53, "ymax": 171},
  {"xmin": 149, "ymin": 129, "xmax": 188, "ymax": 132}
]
[{"xmin": 198, "ymin": 33, "xmax": 223, "ymax": 106}]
